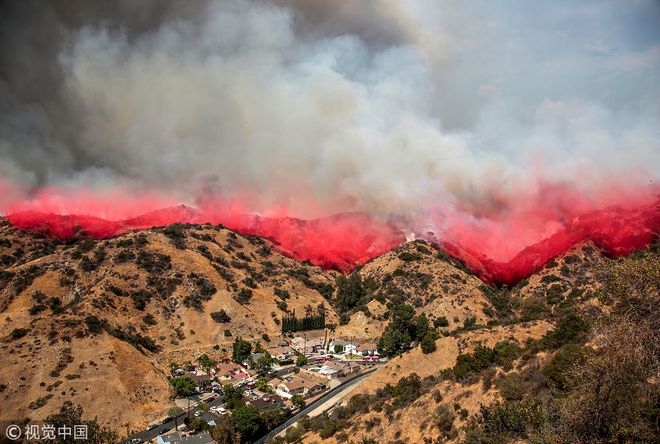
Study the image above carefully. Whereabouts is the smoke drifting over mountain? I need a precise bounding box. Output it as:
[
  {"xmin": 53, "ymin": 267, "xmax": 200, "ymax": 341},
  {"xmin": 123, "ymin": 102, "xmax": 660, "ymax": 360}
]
[{"xmin": 1, "ymin": 0, "xmax": 659, "ymax": 281}]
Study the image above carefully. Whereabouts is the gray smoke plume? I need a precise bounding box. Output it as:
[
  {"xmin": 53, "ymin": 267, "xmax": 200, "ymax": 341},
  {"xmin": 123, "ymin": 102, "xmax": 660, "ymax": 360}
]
[{"xmin": 1, "ymin": 0, "xmax": 659, "ymax": 216}]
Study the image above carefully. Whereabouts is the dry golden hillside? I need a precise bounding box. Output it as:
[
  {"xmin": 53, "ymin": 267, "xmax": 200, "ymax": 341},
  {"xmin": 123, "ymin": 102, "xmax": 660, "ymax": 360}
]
[
  {"xmin": 303, "ymin": 321, "xmax": 552, "ymax": 444},
  {"xmin": 279, "ymin": 245, "xmax": 658, "ymax": 444},
  {"xmin": 3, "ymin": 217, "xmax": 654, "ymax": 443},
  {"xmin": 0, "ymin": 221, "xmax": 337, "ymax": 431},
  {"xmin": 335, "ymin": 241, "xmax": 494, "ymax": 341}
]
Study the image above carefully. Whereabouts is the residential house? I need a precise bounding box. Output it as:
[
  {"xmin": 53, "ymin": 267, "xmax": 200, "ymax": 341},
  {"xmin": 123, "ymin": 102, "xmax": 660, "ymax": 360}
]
[
  {"xmin": 290, "ymin": 336, "xmax": 326, "ymax": 354},
  {"xmin": 267, "ymin": 345, "xmax": 296, "ymax": 362},
  {"xmin": 243, "ymin": 352, "xmax": 265, "ymax": 369},
  {"xmin": 156, "ymin": 431, "xmax": 215, "ymax": 444},
  {"xmin": 356, "ymin": 342, "xmax": 379, "ymax": 357},
  {"xmin": 305, "ymin": 361, "xmax": 361, "ymax": 380},
  {"xmin": 326, "ymin": 360, "xmax": 360, "ymax": 377},
  {"xmin": 246, "ymin": 394, "xmax": 285, "ymax": 411},
  {"xmin": 329, "ymin": 340, "xmax": 356, "ymax": 355},
  {"xmin": 301, "ymin": 364, "xmax": 339, "ymax": 380},
  {"xmin": 216, "ymin": 362, "xmax": 246, "ymax": 381},
  {"xmin": 189, "ymin": 374, "xmax": 212, "ymax": 391},
  {"xmin": 273, "ymin": 375, "xmax": 326, "ymax": 398}
]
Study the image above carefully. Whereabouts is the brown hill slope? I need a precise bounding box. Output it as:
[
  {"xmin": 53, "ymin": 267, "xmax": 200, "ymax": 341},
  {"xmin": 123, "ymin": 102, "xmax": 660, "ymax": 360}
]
[
  {"xmin": 281, "ymin": 246, "xmax": 659, "ymax": 444},
  {"xmin": 2, "ymin": 218, "xmax": 649, "ymax": 440},
  {"xmin": 0, "ymin": 221, "xmax": 338, "ymax": 431}
]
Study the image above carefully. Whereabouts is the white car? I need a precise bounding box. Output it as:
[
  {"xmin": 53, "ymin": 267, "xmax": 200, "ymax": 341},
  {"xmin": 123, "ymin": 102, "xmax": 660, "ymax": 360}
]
[
  {"xmin": 244, "ymin": 389, "xmax": 253, "ymax": 395},
  {"xmin": 194, "ymin": 411, "xmax": 203, "ymax": 417},
  {"xmin": 211, "ymin": 406, "xmax": 228, "ymax": 415}
]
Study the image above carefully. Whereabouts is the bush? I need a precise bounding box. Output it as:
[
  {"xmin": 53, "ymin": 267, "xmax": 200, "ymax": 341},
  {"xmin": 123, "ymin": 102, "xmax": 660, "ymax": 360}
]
[
  {"xmin": 130, "ymin": 290, "xmax": 152, "ymax": 310},
  {"xmin": 497, "ymin": 373, "xmax": 527, "ymax": 401},
  {"xmin": 450, "ymin": 346, "xmax": 495, "ymax": 380},
  {"xmin": 463, "ymin": 316, "xmax": 477, "ymax": 329},
  {"xmin": 235, "ymin": 288, "xmax": 253, "ymax": 304},
  {"xmin": 398, "ymin": 251, "xmax": 421, "ymax": 262},
  {"xmin": 546, "ymin": 284, "xmax": 564, "ymax": 305},
  {"xmin": 84, "ymin": 316, "xmax": 104, "ymax": 335},
  {"xmin": 10, "ymin": 328, "xmax": 28, "ymax": 340},
  {"xmin": 493, "ymin": 341, "xmax": 522, "ymax": 367},
  {"xmin": 421, "ymin": 333, "xmax": 437, "ymax": 354},
  {"xmin": 136, "ymin": 251, "xmax": 171, "ymax": 273},
  {"xmin": 434, "ymin": 404, "xmax": 455, "ymax": 434},
  {"xmin": 114, "ymin": 249, "xmax": 135, "ymax": 264},
  {"xmin": 520, "ymin": 297, "xmax": 547, "ymax": 321},
  {"xmin": 391, "ymin": 374, "xmax": 421, "ymax": 408},
  {"xmin": 105, "ymin": 326, "xmax": 160, "ymax": 352},
  {"xmin": 542, "ymin": 313, "xmax": 589, "ymax": 349},
  {"xmin": 274, "ymin": 287, "xmax": 290, "ymax": 300},
  {"xmin": 542, "ymin": 344, "xmax": 591, "ymax": 391},
  {"xmin": 211, "ymin": 310, "xmax": 231, "ymax": 323},
  {"xmin": 480, "ymin": 398, "xmax": 547, "ymax": 439},
  {"xmin": 142, "ymin": 313, "xmax": 157, "ymax": 326},
  {"xmin": 434, "ymin": 316, "xmax": 449, "ymax": 328}
]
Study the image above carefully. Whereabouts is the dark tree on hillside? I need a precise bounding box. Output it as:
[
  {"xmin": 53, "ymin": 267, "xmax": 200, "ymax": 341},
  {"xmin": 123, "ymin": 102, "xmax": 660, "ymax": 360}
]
[
  {"xmin": 335, "ymin": 273, "xmax": 367, "ymax": 312},
  {"xmin": 44, "ymin": 401, "xmax": 117, "ymax": 443},
  {"xmin": 169, "ymin": 376, "xmax": 196, "ymax": 398},
  {"xmin": 232, "ymin": 403, "xmax": 264, "ymax": 442},
  {"xmin": 281, "ymin": 309, "xmax": 325, "ymax": 333},
  {"xmin": 232, "ymin": 337, "xmax": 252, "ymax": 364}
]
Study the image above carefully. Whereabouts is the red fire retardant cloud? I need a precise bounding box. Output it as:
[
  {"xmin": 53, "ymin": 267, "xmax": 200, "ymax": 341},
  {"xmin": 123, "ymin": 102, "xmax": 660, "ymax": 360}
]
[{"xmin": 2, "ymin": 181, "xmax": 658, "ymax": 285}]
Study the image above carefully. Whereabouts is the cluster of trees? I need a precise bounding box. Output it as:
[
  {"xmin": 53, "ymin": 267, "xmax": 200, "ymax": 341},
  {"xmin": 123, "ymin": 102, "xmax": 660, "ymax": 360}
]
[
  {"xmin": 206, "ymin": 383, "xmax": 291, "ymax": 443},
  {"xmin": 44, "ymin": 402, "xmax": 118, "ymax": 443},
  {"xmin": 232, "ymin": 337, "xmax": 252, "ymax": 364},
  {"xmin": 463, "ymin": 253, "xmax": 660, "ymax": 444},
  {"xmin": 334, "ymin": 272, "xmax": 378, "ymax": 313},
  {"xmin": 274, "ymin": 374, "xmax": 433, "ymax": 443},
  {"xmin": 281, "ymin": 309, "xmax": 325, "ymax": 333},
  {"xmin": 377, "ymin": 304, "xmax": 439, "ymax": 356}
]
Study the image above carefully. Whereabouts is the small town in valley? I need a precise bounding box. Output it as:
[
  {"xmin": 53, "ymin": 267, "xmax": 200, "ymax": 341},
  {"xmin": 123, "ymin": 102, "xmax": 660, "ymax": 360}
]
[{"xmin": 125, "ymin": 329, "xmax": 384, "ymax": 444}]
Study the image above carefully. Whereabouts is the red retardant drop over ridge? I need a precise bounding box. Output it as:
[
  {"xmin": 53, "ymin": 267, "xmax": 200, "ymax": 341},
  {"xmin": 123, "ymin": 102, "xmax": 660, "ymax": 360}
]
[{"xmin": 3, "ymin": 190, "xmax": 659, "ymax": 286}]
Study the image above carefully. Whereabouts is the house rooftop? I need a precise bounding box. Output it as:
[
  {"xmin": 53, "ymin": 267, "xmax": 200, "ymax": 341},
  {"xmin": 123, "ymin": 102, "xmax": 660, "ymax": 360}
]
[
  {"xmin": 189, "ymin": 374, "xmax": 210, "ymax": 384},
  {"xmin": 158, "ymin": 431, "xmax": 215, "ymax": 444},
  {"xmin": 356, "ymin": 342, "xmax": 378, "ymax": 351},
  {"xmin": 246, "ymin": 395, "xmax": 284, "ymax": 410},
  {"xmin": 267, "ymin": 345, "xmax": 295, "ymax": 355},
  {"xmin": 277, "ymin": 375, "xmax": 324, "ymax": 391},
  {"xmin": 217, "ymin": 362, "xmax": 242, "ymax": 371}
]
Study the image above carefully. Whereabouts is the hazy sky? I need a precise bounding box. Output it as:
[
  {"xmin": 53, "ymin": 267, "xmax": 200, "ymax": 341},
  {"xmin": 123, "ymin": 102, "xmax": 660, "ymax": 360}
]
[{"xmin": 1, "ymin": 0, "xmax": 658, "ymax": 216}]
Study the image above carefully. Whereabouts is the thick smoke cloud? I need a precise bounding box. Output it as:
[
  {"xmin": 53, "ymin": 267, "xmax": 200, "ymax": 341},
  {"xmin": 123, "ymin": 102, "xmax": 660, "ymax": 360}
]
[{"xmin": 0, "ymin": 0, "xmax": 659, "ymax": 217}]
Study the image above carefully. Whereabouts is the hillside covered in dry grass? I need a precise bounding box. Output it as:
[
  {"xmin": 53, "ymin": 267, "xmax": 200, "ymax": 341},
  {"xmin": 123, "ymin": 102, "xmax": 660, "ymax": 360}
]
[
  {"xmin": 0, "ymin": 218, "xmax": 657, "ymax": 444},
  {"xmin": 280, "ymin": 244, "xmax": 659, "ymax": 444}
]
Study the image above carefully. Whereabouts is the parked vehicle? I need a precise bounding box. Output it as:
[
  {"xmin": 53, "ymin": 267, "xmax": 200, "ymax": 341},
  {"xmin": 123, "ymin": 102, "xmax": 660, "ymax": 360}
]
[{"xmin": 211, "ymin": 406, "xmax": 228, "ymax": 415}]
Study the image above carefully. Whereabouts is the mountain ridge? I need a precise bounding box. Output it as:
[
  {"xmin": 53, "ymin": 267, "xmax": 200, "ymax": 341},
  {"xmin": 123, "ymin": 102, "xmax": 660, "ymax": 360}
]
[{"xmin": 4, "ymin": 197, "xmax": 659, "ymax": 285}]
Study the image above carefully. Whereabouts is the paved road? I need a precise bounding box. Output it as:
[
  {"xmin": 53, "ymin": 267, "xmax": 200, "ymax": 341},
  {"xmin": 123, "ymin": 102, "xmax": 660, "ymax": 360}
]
[
  {"xmin": 253, "ymin": 368, "xmax": 378, "ymax": 444},
  {"xmin": 123, "ymin": 366, "xmax": 378, "ymax": 444}
]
